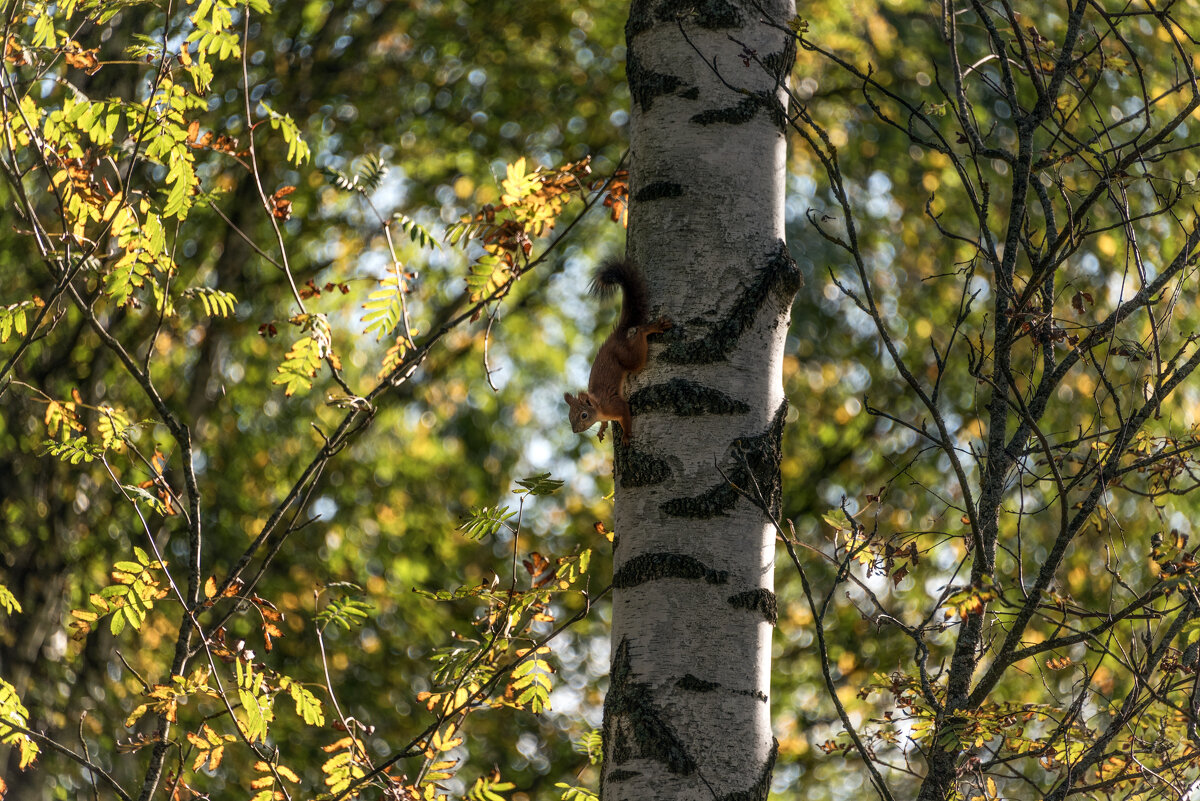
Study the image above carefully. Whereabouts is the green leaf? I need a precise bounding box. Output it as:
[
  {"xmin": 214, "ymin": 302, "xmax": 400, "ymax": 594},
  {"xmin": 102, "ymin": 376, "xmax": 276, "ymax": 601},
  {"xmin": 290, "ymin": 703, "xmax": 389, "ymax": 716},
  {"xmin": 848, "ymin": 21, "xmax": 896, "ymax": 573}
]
[
  {"xmin": 459, "ymin": 506, "xmax": 516, "ymax": 540},
  {"xmin": 445, "ymin": 218, "xmax": 484, "ymax": 247},
  {"xmin": 0, "ymin": 300, "xmax": 42, "ymax": 344},
  {"xmin": 316, "ymin": 585, "xmax": 372, "ymax": 631},
  {"xmin": 184, "ymin": 57, "xmax": 215, "ymax": 92},
  {"xmin": 163, "ymin": 152, "xmax": 196, "ymax": 218},
  {"xmin": 122, "ymin": 485, "xmax": 170, "ymax": 516},
  {"xmin": 103, "ymin": 252, "xmax": 148, "ymax": 306},
  {"xmin": 42, "ymin": 436, "xmax": 103, "ymax": 464},
  {"xmin": 259, "ymin": 101, "xmax": 310, "ymax": 165},
  {"xmin": 393, "ymin": 211, "xmax": 439, "ymax": 250},
  {"xmin": 513, "ymin": 473, "xmax": 563, "ymax": 496},
  {"xmin": 324, "ymin": 166, "xmax": 356, "ymax": 190},
  {"xmin": 234, "ymin": 660, "xmax": 274, "ymax": 743},
  {"xmin": 32, "ymin": 12, "xmax": 57, "ymax": 48},
  {"xmin": 556, "ymin": 784, "xmax": 598, "ymax": 801},
  {"xmin": 109, "ymin": 606, "xmax": 127, "ymax": 635},
  {"xmin": 279, "ymin": 676, "xmax": 326, "ymax": 726},
  {"xmin": 273, "ymin": 335, "xmax": 323, "ymax": 396},
  {"xmin": 357, "ymin": 153, "xmax": 388, "ymax": 192},
  {"xmin": 360, "ymin": 275, "xmax": 404, "ymax": 341},
  {"xmin": 97, "ymin": 405, "xmax": 133, "ymax": 450},
  {"xmin": 511, "ymin": 657, "xmax": 552, "ymax": 712},
  {"xmin": 822, "ymin": 509, "xmax": 851, "ymax": 532},
  {"xmin": 516, "ymin": 683, "xmax": 549, "ymax": 712},
  {"xmin": 571, "ymin": 729, "xmax": 603, "ymax": 765},
  {"xmin": 465, "ymin": 252, "xmax": 511, "ymax": 303}
]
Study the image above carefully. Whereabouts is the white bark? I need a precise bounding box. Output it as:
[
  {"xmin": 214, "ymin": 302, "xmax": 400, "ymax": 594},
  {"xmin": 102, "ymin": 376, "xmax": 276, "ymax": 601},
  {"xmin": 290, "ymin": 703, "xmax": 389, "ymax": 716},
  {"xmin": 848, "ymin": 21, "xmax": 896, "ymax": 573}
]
[{"xmin": 602, "ymin": 1, "xmax": 797, "ymax": 799}]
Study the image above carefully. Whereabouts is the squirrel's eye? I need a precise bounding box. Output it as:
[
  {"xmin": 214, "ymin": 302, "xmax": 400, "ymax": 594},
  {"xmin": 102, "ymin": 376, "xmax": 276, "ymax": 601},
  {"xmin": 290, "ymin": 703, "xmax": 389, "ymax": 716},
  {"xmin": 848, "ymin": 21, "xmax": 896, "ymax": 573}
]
[{"xmin": 581, "ymin": 412, "xmax": 589, "ymax": 419}]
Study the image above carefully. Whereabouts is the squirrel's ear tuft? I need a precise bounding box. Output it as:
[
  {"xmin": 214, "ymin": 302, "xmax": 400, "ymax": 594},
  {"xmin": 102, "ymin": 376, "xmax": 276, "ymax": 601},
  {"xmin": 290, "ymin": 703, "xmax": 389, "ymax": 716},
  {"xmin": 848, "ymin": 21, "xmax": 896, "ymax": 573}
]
[{"xmin": 564, "ymin": 392, "xmax": 573, "ymax": 403}]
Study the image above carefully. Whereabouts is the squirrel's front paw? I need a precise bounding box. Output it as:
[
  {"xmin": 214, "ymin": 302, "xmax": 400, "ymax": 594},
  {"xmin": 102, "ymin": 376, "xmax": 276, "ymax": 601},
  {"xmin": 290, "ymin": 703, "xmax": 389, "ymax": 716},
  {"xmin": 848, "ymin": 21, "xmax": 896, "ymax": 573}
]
[{"xmin": 655, "ymin": 316, "xmax": 673, "ymax": 330}]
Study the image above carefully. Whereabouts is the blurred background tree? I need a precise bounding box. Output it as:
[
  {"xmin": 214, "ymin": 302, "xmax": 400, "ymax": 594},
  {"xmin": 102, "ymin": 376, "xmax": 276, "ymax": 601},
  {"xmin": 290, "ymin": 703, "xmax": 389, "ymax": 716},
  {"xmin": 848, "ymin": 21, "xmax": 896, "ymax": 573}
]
[{"xmin": 0, "ymin": 0, "xmax": 632, "ymax": 797}]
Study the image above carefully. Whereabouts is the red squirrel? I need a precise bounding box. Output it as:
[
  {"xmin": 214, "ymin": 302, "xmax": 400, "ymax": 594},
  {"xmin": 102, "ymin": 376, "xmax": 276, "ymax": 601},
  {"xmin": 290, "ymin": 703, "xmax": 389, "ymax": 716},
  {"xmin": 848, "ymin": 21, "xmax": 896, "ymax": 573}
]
[{"xmin": 565, "ymin": 259, "xmax": 672, "ymax": 441}]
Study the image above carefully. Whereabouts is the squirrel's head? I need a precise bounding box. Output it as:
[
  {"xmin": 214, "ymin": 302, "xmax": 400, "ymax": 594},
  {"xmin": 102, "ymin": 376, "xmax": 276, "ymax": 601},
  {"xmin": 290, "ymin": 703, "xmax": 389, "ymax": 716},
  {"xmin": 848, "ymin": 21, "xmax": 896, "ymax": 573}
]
[{"xmin": 564, "ymin": 392, "xmax": 597, "ymax": 433}]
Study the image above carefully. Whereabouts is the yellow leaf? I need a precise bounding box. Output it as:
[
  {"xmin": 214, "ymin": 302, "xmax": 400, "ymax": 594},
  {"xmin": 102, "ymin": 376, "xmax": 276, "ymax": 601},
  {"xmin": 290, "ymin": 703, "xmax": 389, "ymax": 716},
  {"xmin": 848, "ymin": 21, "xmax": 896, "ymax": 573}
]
[
  {"xmin": 431, "ymin": 724, "xmax": 464, "ymax": 752},
  {"xmin": 276, "ymin": 764, "xmax": 300, "ymax": 782},
  {"xmin": 16, "ymin": 740, "xmax": 37, "ymax": 770},
  {"xmin": 322, "ymin": 736, "xmax": 357, "ymax": 753},
  {"xmin": 124, "ymin": 703, "xmax": 150, "ymax": 727}
]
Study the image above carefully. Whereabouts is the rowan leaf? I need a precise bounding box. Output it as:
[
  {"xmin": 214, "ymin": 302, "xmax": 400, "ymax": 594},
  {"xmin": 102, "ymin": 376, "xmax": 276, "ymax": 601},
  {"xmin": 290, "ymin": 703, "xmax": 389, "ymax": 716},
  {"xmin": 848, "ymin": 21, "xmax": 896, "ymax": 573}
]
[
  {"xmin": 513, "ymin": 472, "xmax": 563, "ymax": 496},
  {"xmin": 0, "ymin": 299, "xmax": 44, "ymax": 344},
  {"xmin": 0, "ymin": 585, "xmax": 21, "ymax": 616},
  {"xmin": 0, "ymin": 678, "xmax": 39, "ymax": 769},
  {"xmin": 321, "ymin": 736, "xmax": 367, "ymax": 794},
  {"xmin": 273, "ymin": 334, "xmax": 323, "ymax": 396},
  {"xmin": 279, "ymin": 675, "xmax": 325, "ymax": 726},
  {"xmin": 556, "ymin": 784, "xmax": 598, "ymax": 801},
  {"xmin": 467, "ymin": 774, "xmax": 516, "ymax": 801},
  {"xmin": 361, "ymin": 275, "xmax": 404, "ymax": 341},
  {"xmin": 459, "ymin": 505, "xmax": 516, "ymax": 540},
  {"xmin": 182, "ymin": 286, "xmax": 237, "ymax": 317}
]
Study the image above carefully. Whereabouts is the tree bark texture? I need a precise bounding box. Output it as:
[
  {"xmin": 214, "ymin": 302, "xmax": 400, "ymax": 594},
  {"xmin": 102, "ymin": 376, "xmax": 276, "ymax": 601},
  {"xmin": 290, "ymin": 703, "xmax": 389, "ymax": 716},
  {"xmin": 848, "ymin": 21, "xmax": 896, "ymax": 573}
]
[{"xmin": 602, "ymin": 1, "xmax": 797, "ymax": 799}]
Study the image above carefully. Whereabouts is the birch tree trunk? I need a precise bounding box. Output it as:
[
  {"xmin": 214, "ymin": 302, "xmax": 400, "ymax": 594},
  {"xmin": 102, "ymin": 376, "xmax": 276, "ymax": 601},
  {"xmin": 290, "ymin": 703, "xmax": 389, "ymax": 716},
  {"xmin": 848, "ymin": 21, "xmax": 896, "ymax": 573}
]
[{"xmin": 601, "ymin": 1, "xmax": 798, "ymax": 798}]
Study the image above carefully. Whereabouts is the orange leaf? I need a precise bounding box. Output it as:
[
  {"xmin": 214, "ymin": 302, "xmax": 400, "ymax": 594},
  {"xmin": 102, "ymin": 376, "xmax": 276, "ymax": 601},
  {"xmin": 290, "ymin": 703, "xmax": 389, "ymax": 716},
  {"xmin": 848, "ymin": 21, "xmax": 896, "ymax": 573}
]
[
  {"xmin": 64, "ymin": 43, "xmax": 100, "ymax": 74},
  {"xmin": 5, "ymin": 36, "xmax": 27, "ymax": 66}
]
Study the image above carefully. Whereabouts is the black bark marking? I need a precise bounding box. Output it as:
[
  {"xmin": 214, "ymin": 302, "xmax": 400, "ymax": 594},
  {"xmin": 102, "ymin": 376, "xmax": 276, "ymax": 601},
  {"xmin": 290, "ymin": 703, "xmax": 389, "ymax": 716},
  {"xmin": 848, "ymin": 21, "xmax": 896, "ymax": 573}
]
[
  {"xmin": 692, "ymin": 95, "xmax": 762, "ymax": 126},
  {"xmin": 676, "ymin": 0, "xmax": 742, "ymax": 29},
  {"xmin": 692, "ymin": 92, "xmax": 789, "ymax": 132},
  {"xmin": 661, "ymin": 400, "xmax": 787, "ymax": 518},
  {"xmin": 727, "ymin": 588, "xmax": 778, "ymax": 625},
  {"xmin": 718, "ymin": 739, "xmax": 777, "ymax": 801},
  {"xmin": 603, "ymin": 638, "xmax": 697, "ymax": 777},
  {"xmin": 627, "ymin": 0, "xmax": 742, "ymax": 38},
  {"xmin": 661, "ymin": 482, "xmax": 740, "ymax": 519},
  {"xmin": 662, "ymin": 241, "xmax": 800, "ymax": 365},
  {"xmin": 676, "ymin": 674, "xmax": 720, "ymax": 692},
  {"xmin": 630, "ymin": 378, "xmax": 751, "ymax": 417},
  {"xmin": 634, "ymin": 181, "xmax": 684, "ymax": 202},
  {"xmin": 615, "ymin": 444, "xmax": 672, "ymax": 489},
  {"xmin": 677, "ymin": 673, "xmax": 769, "ymax": 703},
  {"xmin": 626, "ymin": 0, "xmax": 655, "ymax": 37},
  {"xmin": 627, "ymin": 50, "xmax": 687, "ymax": 112},
  {"xmin": 606, "ymin": 769, "xmax": 640, "ymax": 783},
  {"xmin": 613, "ymin": 553, "xmax": 729, "ymax": 589}
]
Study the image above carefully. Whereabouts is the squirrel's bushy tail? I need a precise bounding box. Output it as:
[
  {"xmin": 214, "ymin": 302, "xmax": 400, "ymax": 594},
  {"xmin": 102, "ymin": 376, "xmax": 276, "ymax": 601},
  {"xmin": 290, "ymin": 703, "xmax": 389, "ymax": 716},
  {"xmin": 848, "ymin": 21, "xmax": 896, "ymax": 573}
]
[{"xmin": 591, "ymin": 258, "xmax": 649, "ymax": 331}]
